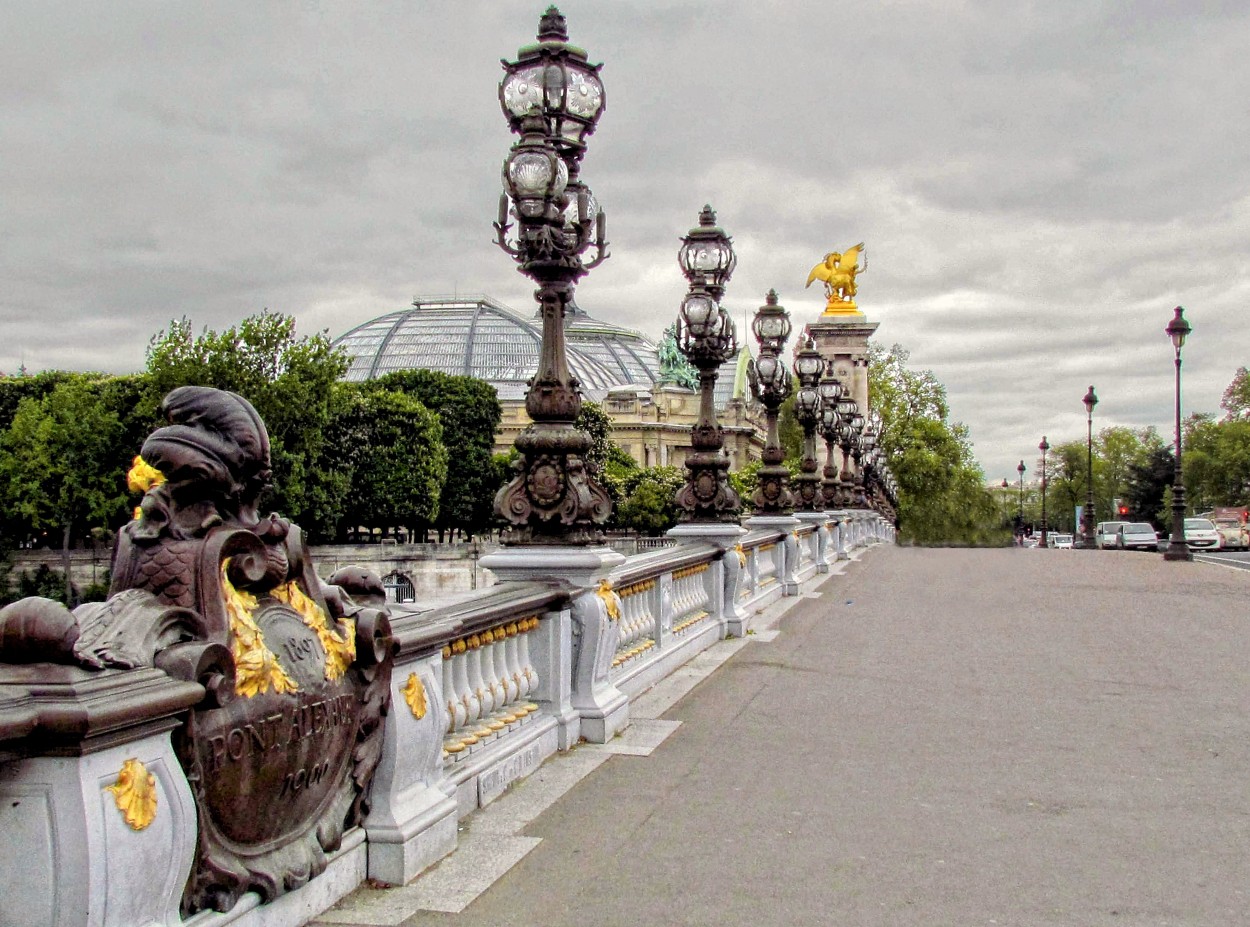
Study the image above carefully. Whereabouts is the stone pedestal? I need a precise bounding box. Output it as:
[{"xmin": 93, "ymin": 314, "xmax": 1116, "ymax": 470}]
[
  {"xmin": 0, "ymin": 666, "xmax": 203, "ymax": 927},
  {"xmin": 365, "ymin": 652, "xmax": 458, "ymax": 887},
  {"xmin": 669, "ymin": 523, "xmax": 749, "ymax": 636},
  {"xmin": 806, "ymin": 319, "xmax": 879, "ymax": 416}
]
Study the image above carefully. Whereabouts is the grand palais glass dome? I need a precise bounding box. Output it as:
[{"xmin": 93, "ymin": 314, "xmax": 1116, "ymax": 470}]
[{"xmin": 334, "ymin": 295, "xmax": 666, "ymax": 401}]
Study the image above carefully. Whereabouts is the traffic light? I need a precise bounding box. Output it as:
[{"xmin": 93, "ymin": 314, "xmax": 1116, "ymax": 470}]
[{"xmin": 1113, "ymin": 497, "xmax": 1129, "ymax": 517}]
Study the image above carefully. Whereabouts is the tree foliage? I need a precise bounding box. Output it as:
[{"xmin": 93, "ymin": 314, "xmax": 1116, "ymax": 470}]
[
  {"xmin": 145, "ymin": 311, "xmax": 347, "ymax": 525},
  {"xmin": 0, "ymin": 376, "xmax": 125, "ymax": 602},
  {"xmin": 868, "ymin": 344, "xmax": 1002, "ymax": 545},
  {"xmin": 373, "ymin": 369, "xmax": 503, "ymax": 540},
  {"xmin": 612, "ymin": 466, "xmax": 685, "ymax": 536}
]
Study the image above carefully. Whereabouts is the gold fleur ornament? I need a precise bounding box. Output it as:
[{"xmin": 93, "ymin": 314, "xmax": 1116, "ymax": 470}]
[
  {"xmin": 106, "ymin": 758, "xmax": 158, "ymax": 830},
  {"xmin": 402, "ymin": 673, "xmax": 427, "ymax": 720}
]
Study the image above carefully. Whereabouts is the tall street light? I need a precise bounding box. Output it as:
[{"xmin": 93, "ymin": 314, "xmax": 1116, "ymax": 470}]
[
  {"xmin": 819, "ymin": 366, "xmax": 846, "ymax": 508},
  {"xmin": 746, "ymin": 290, "xmax": 793, "ymax": 515},
  {"xmin": 492, "ymin": 7, "xmax": 612, "ymax": 545},
  {"xmin": 1076, "ymin": 385, "xmax": 1098, "ymax": 549},
  {"xmin": 1038, "ymin": 435, "xmax": 1050, "ymax": 548},
  {"xmin": 792, "ymin": 336, "xmax": 826, "ymax": 512},
  {"xmin": 1016, "ymin": 460, "xmax": 1026, "ymax": 536},
  {"xmin": 1164, "ymin": 305, "xmax": 1193, "ymax": 562},
  {"xmin": 673, "ymin": 207, "xmax": 740, "ymax": 522}
]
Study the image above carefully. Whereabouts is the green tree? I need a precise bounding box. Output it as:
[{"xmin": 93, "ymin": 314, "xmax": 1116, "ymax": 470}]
[
  {"xmin": 342, "ymin": 389, "xmax": 448, "ymax": 541},
  {"xmin": 372, "ymin": 370, "xmax": 503, "ymax": 540},
  {"xmin": 1184, "ymin": 414, "xmax": 1250, "ymax": 509},
  {"xmin": 574, "ymin": 400, "xmax": 613, "ymax": 478},
  {"xmin": 145, "ymin": 311, "xmax": 347, "ymax": 527},
  {"xmin": 1124, "ymin": 446, "xmax": 1175, "ymax": 528},
  {"xmin": 614, "ymin": 466, "xmax": 685, "ymax": 536},
  {"xmin": 0, "ymin": 377, "xmax": 125, "ymax": 603},
  {"xmin": 868, "ymin": 344, "xmax": 1003, "ymax": 545},
  {"xmin": 1220, "ymin": 367, "xmax": 1250, "ymax": 421}
]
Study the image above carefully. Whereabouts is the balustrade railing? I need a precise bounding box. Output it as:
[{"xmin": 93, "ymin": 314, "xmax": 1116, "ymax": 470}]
[{"xmin": 441, "ymin": 615, "xmax": 540, "ymax": 761}]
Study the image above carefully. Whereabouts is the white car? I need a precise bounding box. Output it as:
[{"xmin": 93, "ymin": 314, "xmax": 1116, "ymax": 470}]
[
  {"xmin": 1115, "ymin": 522, "xmax": 1159, "ymax": 551},
  {"xmin": 1049, "ymin": 533, "xmax": 1074, "ymax": 549},
  {"xmin": 1095, "ymin": 521, "xmax": 1129, "ymax": 549},
  {"xmin": 1184, "ymin": 518, "xmax": 1222, "ymax": 550}
]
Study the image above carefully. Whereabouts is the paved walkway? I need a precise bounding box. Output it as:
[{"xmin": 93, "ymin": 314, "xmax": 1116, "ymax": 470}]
[{"xmin": 318, "ymin": 547, "xmax": 1250, "ymax": 927}]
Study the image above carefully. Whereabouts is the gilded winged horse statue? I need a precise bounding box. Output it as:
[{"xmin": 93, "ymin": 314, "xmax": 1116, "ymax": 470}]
[{"xmin": 805, "ymin": 243, "xmax": 866, "ymax": 314}]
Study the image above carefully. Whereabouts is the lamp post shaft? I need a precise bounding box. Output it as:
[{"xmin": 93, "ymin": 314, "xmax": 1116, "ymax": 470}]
[{"xmin": 1165, "ymin": 346, "xmax": 1192, "ymax": 560}]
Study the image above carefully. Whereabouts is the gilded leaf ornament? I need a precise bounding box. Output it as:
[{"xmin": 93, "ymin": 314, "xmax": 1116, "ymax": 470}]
[
  {"xmin": 106, "ymin": 758, "xmax": 158, "ymax": 831},
  {"xmin": 220, "ymin": 561, "xmax": 298, "ymax": 698},
  {"xmin": 596, "ymin": 578, "xmax": 621, "ymax": 621},
  {"xmin": 401, "ymin": 673, "xmax": 428, "ymax": 720}
]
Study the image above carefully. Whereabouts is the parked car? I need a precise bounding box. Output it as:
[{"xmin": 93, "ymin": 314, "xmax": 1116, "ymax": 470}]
[
  {"xmin": 1095, "ymin": 521, "xmax": 1129, "ymax": 549},
  {"xmin": 1115, "ymin": 522, "xmax": 1159, "ymax": 551},
  {"xmin": 1048, "ymin": 533, "xmax": 1074, "ymax": 549},
  {"xmin": 1184, "ymin": 518, "xmax": 1222, "ymax": 550}
]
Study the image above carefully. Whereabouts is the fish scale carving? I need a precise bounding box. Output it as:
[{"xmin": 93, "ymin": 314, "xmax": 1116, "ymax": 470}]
[{"xmin": 133, "ymin": 541, "xmax": 197, "ymax": 608}]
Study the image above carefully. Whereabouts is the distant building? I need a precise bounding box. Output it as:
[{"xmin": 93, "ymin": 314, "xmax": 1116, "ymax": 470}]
[{"xmin": 332, "ymin": 294, "xmax": 765, "ymax": 470}]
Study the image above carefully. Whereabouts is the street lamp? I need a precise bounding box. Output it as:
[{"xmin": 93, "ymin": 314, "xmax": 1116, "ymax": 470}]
[
  {"xmin": 792, "ymin": 335, "xmax": 825, "ymax": 512},
  {"xmin": 1038, "ymin": 435, "xmax": 1050, "ymax": 548},
  {"xmin": 1164, "ymin": 305, "xmax": 1193, "ymax": 562},
  {"xmin": 674, "ymin": 208, "xmax": 740, "ymax": 522},
  {"xmin": 746, "ymin": 290, "xmax": 793, "ymax": 515},
  {"xmin": 818, "ymin": 364, "xmax": 845, "ymax": 507},
  {"xmin": 1076, "ymin": 385, "xmax": 1098, "ymax": 549},
  {"xmin": 1016, "ymin": 460, "xmax": 1026, "ymax": 536},
  {"xmin": 492, "ymin": 7, "xmax": 612, "ymax": 545},
  {"xmin": 838, "ymin": 396, "xmax": 862, "ymax": 508}
]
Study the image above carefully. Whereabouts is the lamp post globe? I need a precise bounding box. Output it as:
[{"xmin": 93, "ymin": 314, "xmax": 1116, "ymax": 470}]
[{"xmin": 1164, "ymin": 305, "xmax": 1193, "ymax": 561}]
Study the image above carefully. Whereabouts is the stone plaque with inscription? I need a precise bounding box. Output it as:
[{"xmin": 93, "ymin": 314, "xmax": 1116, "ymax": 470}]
[{"xmin": 0, "ymin": 387, "xmax": 395, "ymax": 916}]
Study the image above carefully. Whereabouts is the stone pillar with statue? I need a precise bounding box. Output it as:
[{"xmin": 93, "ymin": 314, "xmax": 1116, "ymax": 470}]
[{"xmin": 805, "ymin": 243, "xmax": 879, "ymax": 515}]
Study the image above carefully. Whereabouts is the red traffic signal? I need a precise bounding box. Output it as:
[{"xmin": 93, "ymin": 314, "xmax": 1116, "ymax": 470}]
[{"xmin": 1118, "ymin": 505, "xmax": 1129, "ymax": 516}]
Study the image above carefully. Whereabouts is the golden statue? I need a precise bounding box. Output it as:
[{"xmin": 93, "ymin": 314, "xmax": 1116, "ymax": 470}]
[{"xmin": 805, "ymin": 243, "xmax": 866, "ymax": 315}]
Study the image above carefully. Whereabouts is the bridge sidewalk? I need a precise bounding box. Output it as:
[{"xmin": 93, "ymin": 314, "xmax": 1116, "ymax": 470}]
[{"xmin": 317, "ymin": 547, "xmax": 1250, "ymax": 927}]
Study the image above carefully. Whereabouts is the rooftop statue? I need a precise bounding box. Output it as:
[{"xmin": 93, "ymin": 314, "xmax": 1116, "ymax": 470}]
[
  {"xmin": 0, "ymin": 385, "xmax": 395, "ymax": 916},
  {"xmin": 657, "ymin": 324, "xmax": 699, "ymax": 390},
  {"xmin": 805, "ymin": 243, "xmax": 866, "ymax": 315}
]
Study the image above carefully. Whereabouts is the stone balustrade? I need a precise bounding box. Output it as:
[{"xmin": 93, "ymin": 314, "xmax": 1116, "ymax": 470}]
[{"xmin": 0, "ymin": 510, "xmax": 894, "ymax": 927}]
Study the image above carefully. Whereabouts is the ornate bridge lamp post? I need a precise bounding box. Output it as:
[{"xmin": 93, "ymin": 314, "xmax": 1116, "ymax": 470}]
[
  {"xmin": 1164, "ymin": 305, "xmax": 1193, "ymax": 562},
  {"xmin": 672, "ymin": 207, "xmax": 740, "ymax": 523},
  {"xmin": 792, "ymin": 337, "xmax": 826, "ymax": 513},
  {"xmin": 746, "ymin": 290, "xmax": 794, "ymax": 515},
  {"xmin": 667, "ymin": 207, "xmax": 751, "ymax": 630},
  {"xmin": 818, "ymin": 365, "xmax": 845, "ymax": 509},
  {"xmin": 835, "ymin": 396, "xmax": 860, "ymax": 508},
  {"xmin": 489, "ymin": 7, "xmax": 613, "ymax": 554},
  {"xmin": 1016, "ymin": 460, "xmax": 1026, "ymax": 538},
  {"xmin": 1075, "ymin": 386, "xmax": 1098, "ymax": 549},
  {"xmin": 1038, "ymin": 435, "xmax": 1050, "ymax": 548}
]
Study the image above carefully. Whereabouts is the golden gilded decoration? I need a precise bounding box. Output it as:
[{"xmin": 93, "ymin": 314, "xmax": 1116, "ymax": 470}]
[
  {"xmin": 126, "ymin": 455, "xmax": 166, "ymax": 494},
  {"xmin": 596, "ymin": 579, "xmax": 621, "ymax": 621},
  {"xmin": 617, "ymin": 578, "xmax": 656, "ymax": 599},
  {"xmin": 734, "ymin": 543, "xmax": 747, "ymax": 567},
  {"xmin": 805, "ymin": 243, "xmax": 866, "ymax": 315},
  {"xmin": 221, "ymin": 562, "xmax": 298, "ymax": 698},
  {"xmin": 441, "ymin": 616, "xmax": 539, "ymax": 660},
  {"xmin": 401, "ymin": 673, "xmax": 427, "ymax": 720},
  {"xmin": 105, "ymin": 758, "xmax": 158, "ymax": 831},
  {"xmin": 272, "ymin": 580, "xmax": 356, "ymax": 681},
  {"xmin": 673, "ymin": 610, "xmax": 711, "ymax": 635},
  {"xmin": 672, "ymin": 563, "xmax": 710, "ymax": 581}
]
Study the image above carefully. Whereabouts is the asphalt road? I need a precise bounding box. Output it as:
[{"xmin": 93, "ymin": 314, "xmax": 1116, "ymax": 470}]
[{"xmin": 346, "ymin": 547, "xmax": 1250, "ymax": 927}]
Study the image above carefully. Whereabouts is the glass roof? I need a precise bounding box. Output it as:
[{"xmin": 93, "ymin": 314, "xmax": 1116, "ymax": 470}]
[{"xmin": 333, "ymin": 294, "xmax": 749, "ymax": 408}]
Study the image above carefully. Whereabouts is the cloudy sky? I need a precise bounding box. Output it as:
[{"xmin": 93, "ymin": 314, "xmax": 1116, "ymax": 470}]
[{"xmin": 3, "ymin": 1, "xmax": 1248, "ymax": 481}]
